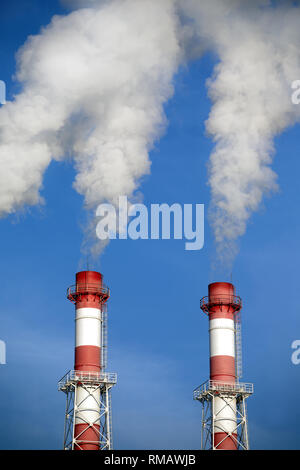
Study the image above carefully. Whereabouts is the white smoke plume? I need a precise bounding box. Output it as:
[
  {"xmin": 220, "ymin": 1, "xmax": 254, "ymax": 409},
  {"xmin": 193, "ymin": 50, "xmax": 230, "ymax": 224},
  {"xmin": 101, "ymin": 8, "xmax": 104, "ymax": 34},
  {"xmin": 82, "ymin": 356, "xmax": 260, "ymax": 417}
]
[
  {"xmin": 1, "ymin": 0, "xmax": 300, "ymax": 265},
  {"xmin": 180, "ymin": 0, "xmax": 300, "ymax": 266},
  {"xmin": 0, "ymin": 0, "xmax": 181, "ymax": 256}
]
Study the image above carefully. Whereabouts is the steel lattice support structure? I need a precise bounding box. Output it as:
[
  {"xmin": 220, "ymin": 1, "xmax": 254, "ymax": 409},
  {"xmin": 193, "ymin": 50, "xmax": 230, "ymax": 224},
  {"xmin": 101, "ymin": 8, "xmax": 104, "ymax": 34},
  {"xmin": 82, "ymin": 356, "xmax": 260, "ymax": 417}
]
[
  {"xmin": 194, "ymin": 381, "xmax": 253, "ymax": 450},
  {"xmin": 59, "ymin": 271, "xmax": 117, "ymax": 451},
  {"xmin": 59, "ymin": 371, "xmax": 117, "ymax": 450},
  {"xmin": 194, "ymin": 282, "xmax": 253, "ymax": 450}
]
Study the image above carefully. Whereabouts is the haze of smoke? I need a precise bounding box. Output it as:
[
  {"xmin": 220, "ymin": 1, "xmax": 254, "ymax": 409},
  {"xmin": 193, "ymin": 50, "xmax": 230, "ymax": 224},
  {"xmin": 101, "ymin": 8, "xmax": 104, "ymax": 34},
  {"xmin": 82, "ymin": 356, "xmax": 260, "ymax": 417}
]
[
  {"xmin": 0, "ymin": 0, "xmax": 181, "ymax": 256},
  {"xmin": 181, "ymin": 0, "xmax": 300, "ymax": 267}
]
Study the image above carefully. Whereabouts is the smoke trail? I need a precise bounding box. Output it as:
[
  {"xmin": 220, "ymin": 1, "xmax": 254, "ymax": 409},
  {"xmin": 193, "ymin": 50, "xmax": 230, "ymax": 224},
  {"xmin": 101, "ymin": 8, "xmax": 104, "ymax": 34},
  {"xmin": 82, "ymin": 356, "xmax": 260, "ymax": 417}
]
[
  {"xmin": 2, "ymin": 0, "xmax": 300, "ymax": 265},
  {"xmin": 181, "ymin": 0, "xmax": 300, "ymax": 267},
  {"xmin": 0, "ymin": 0, "xmax": 181, "ymax": 256}
]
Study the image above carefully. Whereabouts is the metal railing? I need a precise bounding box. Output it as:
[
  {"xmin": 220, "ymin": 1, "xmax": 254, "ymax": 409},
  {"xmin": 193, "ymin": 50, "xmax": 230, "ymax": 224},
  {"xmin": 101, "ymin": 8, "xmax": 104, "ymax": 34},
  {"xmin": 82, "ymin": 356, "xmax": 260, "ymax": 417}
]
[
  {"xmin": 58, "ymin": 370, "xmax": 117, "ymax": 390},
  {"xmin": 193, "ymin": 380, "xmax": 253, "ymax": 399},
  {"xmin": 200, "ymin": 294, "xmax": 242, "ymax": 313},
  {"xmin": 67, "ymin": 283, "xmax": 110, "ymax": 299}
]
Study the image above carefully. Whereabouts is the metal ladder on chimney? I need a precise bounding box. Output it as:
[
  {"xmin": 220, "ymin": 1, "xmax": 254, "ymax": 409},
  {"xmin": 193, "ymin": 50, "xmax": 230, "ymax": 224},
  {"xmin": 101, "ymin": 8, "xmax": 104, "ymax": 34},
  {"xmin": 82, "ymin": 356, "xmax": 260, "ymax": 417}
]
[
  {"xmin": 235, "ymin": 311, "xmax": 243, "ymax": 379},
  {"xmin": 101, "ymin": 304, "xmax": 108, "ymax": 371}
]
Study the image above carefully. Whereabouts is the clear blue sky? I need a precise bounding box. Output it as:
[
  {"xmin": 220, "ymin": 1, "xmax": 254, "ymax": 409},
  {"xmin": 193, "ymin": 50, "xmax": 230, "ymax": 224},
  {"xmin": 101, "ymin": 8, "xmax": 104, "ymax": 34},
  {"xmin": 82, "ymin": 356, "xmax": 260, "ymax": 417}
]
[{"xmin": 0, "ymin": 0, "xmax": 299, "ymax": 450}]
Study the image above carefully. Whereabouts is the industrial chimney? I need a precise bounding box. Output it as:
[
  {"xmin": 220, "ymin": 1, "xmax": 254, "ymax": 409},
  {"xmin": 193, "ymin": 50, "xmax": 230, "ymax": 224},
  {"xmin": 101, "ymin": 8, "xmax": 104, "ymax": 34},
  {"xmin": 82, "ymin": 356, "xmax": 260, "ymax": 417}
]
[
  {"xmin": 193, "ymin": 282, "xmax": 253, "ymax": 450},
  {"xmin": 58, "ymin": 270, "xmax": 117, "ymax": 450}
]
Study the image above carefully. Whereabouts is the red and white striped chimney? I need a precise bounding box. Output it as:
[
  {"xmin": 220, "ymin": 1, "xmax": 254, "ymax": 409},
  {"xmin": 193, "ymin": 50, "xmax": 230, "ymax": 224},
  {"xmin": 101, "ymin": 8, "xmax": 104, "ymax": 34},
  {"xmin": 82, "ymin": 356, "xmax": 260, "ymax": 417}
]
[
  {"xmin": 68, "ymin": 270, "xmax": 109, "ymax": 450},
  {"xmin": 202, "ymin": 282, "xmax": 241, "ymax": 450}
]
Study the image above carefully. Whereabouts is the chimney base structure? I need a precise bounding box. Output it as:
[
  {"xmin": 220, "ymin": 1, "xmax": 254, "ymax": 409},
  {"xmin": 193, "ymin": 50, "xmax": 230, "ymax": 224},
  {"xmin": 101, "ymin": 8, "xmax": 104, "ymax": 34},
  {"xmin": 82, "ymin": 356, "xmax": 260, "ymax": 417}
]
[
  {"xmin": 58, "ymin": 271, "xmax": 117, "ymax": 450},
  {"xmin": 193, "ymin": 282, "xmax": 253, "ymax": 450}
]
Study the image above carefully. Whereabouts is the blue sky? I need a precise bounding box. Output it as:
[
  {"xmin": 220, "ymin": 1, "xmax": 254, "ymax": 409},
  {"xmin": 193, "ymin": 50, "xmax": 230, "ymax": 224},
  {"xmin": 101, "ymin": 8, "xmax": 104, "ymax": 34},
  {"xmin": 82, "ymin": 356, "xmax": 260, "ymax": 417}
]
[{"xmin": 0, "ymin": 0, "xmax": 299, "ymax": 450}]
